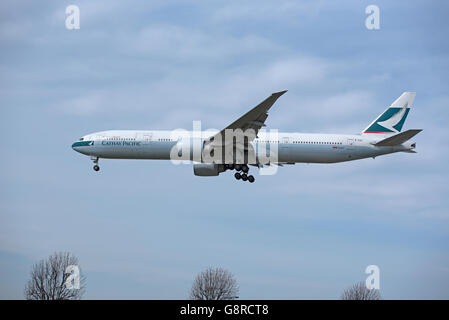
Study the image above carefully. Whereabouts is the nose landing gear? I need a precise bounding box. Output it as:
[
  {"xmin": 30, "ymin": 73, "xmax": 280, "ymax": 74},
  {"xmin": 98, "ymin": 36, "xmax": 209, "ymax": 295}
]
[{"xmin": 91, "ymin": 157, "xmax": 100, "ymax": 172}]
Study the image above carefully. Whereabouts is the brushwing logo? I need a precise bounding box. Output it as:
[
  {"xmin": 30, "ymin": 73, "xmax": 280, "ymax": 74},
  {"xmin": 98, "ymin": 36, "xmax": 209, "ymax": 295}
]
[
  {"xmin": 376, "ymin": 105, "xmax": 408, "ymax": 133},
  {"xmin": 365, "ymin": 103, "xmax": 410, "ymax": 133}
]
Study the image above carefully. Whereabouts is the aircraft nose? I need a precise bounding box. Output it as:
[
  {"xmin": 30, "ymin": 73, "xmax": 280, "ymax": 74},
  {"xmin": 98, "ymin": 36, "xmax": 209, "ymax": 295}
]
[
  {"xmin": 72, "ymin": 140, "xmax": 93, "ymax": 152},
  {"xmin": 72, "ymin": 141, "xmax": 80, "ymax": 152}
]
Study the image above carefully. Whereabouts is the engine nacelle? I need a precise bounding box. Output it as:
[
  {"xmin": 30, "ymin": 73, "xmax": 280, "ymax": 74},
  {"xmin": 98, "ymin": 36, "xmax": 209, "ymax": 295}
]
[{"xmin": 193, "ymin": 163, "xmax": 225, "ymax": 176}]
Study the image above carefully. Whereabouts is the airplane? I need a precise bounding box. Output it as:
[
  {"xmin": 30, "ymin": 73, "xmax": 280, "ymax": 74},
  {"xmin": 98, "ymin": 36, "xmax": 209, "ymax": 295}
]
[{"xmin": 72, "ymin": 91, "xmax": 421, "ymax": 183}]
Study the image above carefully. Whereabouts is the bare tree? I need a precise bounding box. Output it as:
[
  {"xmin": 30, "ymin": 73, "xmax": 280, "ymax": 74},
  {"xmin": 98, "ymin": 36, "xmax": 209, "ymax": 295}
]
[
  {"xmin": 341, "ymin": 282, "xmax": 381, "ymax": 300},
  {"xmin": 189, "ymin": 267, "xmax": 239, "ymax": 300},
  {"xmin": 24, "ymin": 252, "xmax": 86, "ymax": 300}
]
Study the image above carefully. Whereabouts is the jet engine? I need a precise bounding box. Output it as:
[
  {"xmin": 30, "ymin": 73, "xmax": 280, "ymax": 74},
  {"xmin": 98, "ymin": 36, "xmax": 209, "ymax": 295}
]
[{"xmin": 193, "ymin": 163, "xmax": 225, "ymax": 176}]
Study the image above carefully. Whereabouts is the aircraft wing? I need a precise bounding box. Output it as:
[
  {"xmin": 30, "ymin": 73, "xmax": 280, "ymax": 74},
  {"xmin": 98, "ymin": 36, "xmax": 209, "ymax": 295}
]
[{"xmin": 208, "ymin": 90, "xmax": 287, "ymax": 146}]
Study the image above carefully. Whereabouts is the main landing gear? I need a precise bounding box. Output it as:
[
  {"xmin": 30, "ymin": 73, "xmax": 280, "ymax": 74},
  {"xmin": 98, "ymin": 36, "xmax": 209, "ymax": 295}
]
[
  {"xmin": 225, "ymin": 164, "xmax": 255, "ymax": 183},
  {"xmin": 91, "ymin": 157, "xmax": 100, "ymax": 172}
]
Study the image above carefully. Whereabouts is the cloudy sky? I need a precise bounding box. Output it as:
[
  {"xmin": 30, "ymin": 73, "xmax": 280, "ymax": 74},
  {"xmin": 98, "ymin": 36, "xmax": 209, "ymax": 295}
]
[{"xmin": 1, "ymin": 0, "xmax": 448, "ymax": 299}]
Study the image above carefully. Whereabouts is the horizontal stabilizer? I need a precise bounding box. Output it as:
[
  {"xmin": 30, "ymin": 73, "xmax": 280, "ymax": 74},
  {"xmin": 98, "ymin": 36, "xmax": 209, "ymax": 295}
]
[{"xmin": 374, "ymin": 129, "xmax": 422, "ymax": 146}]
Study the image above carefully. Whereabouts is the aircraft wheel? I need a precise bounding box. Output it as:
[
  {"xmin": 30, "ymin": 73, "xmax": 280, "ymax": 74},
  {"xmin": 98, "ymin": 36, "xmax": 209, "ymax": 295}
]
[
  {"xmin": 248, "ymin": 175, "xmax": 255, "ymax": 183},
  {"xmin": 241, "ymin": 173, "xmax": 248, "ymax": 181},
  {"xmin": 234, "ymin": 172, "xmax": 241, "ymax": 180},
  {"xmin": 242, "ymin": 164, "xmax": 249, "ymax": 173},
  {"xmin": 235, "ymin": 164, "xmax": 242, "ymax": 171},
  {"xmin": 228, "ymin": 164, "xmax": 235, "ymax": 170},
  {"xmin": 93, "ymin": 165, "xmax": 100, "ymax": 171}
]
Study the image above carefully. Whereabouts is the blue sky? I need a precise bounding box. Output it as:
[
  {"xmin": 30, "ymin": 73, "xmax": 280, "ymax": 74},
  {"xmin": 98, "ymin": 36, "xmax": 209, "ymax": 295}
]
[{"xmin": 1, "ymin": 0, "xmax": 448, "ymax": 299}]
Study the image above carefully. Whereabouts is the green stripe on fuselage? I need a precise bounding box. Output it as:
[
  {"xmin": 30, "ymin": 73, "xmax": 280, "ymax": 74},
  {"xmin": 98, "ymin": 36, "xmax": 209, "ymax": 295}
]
[{"xmin": 72, "ymin": 141, "xmax": 94, "ymax": 147}]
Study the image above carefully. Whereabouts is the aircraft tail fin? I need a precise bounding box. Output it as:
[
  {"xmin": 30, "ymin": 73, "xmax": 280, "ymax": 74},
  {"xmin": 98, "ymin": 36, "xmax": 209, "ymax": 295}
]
[
  {"xmin": 374, "ymin": 129, "xmax": 422, "ymax": 146},
  {"xmin": 362, "ymin": 92, "xmax": 416, "ymax": 134}
]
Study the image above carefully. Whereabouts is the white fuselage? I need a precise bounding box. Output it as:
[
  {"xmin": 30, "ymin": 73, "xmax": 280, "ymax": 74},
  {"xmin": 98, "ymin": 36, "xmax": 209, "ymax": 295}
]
[{"xmin": 72, "ymin": 130, "xmax": 414, "ymax": 164}]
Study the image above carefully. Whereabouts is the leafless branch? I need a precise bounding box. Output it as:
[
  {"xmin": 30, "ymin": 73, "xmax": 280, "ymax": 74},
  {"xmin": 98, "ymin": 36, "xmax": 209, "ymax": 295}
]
[
  {"xmin": 341, "ymin": 282, "xmax": 381, "ymax": 300},
  {"xmin": 189, "ymin": 267, "xmax": 239, "ymax": 300},
  {"xmin": 24, "ymin": 252, "xmax": 86, "ymax": 300}
]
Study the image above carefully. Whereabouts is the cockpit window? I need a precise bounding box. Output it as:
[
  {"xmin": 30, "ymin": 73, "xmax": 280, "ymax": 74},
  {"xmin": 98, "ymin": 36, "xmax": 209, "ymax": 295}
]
[{"xmin": 79, "ymin": 138, "xmax": 84, "ymax": 141}]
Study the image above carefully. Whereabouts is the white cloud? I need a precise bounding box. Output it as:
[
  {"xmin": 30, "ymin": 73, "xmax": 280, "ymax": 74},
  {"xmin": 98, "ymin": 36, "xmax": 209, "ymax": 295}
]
[
  {"xmin": 60, "ymin": 93, "xmax": 105, "ymax": 115},
  {"xmin": 210, "ymin": 0, "xmax": 325, "ymax": 24},
  {"xmin": 123, "ymin": 24, "xmax": 281, "ymax": 62}
]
